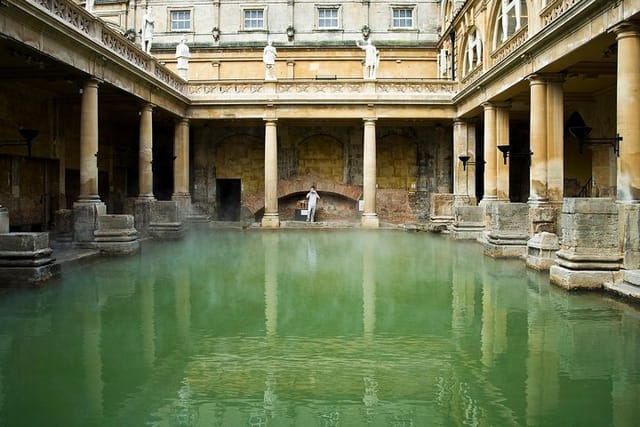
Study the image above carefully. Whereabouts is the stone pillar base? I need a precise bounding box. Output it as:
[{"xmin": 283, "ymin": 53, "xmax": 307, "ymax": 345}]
[
  {"xmin": 619, "ymin": 203, "xmax": 640, "ymax": 269},
  {"xmin": 483, "ymin": 233, "xmax": 529, "ymax": 258},
  {"xmin": 0, "ymin": 232, "xmax": 60, "ymax": 287},
  {"xmin": 261, "ymin": 213, "xmax": 280, "ymax": 228},
  {"xmin": 361, "ymin": 213, "xmax": 380, "ymax": 228},
  {"xmin": 94, "ymin": 215, "xmax": 140, "ymax": 255},
  {"xmin": 133, "ymin": 197, "xmax": 155, "ymax": 237},
  {"xmin": 604, "ymin": 270, "xmax": 640, "ymax": 301},
  {"xmin": 526, "ymin": 232, "xmax": 559, "ymax": 271},
  {"xmin": 53, "ymin": 209, "xmax": 74, "ymax": 246},
  {"xmin": 150, "ymin": 201, "xmax": 185, "ymax": 239},
  {"xmin": 450, "ymin": 206, "xmax": 484, "ymax": 240},
  {"xmin": 0, "ymin": 206, "xmax": 9, "ymax": 233},
  {"xmin": 73, "ymin": 200, "xmax": 106, "ymax": 247},
  {"xmin": 171, "ymin": 192, "xmax": 192, "ymax": 222},
  {"xmin": 550, "ymin": 265, "xmax": 621, "ymax": 290}
]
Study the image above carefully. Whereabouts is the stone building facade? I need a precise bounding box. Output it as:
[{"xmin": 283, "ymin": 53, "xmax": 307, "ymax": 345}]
[{"xmin": 1, "ymin": 0, "xmax": 640, "ymax": 297}]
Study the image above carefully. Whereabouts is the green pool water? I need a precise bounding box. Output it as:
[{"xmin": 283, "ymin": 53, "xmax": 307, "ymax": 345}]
[{"xmin": 0, "ymin": 229, "xmax": 639, "ymax": 426}]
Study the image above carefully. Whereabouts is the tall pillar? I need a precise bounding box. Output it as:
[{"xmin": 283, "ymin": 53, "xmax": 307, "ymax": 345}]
[
  {"xmin": 138, "ymin": 103, "xmax": 155, "ymax": 200},
  {"xmin": 73, "ymin": 79, "xmax": 106, "ymax": 245},
  {"xmin": 133, "ymin": 103, "xmax": 155, "ymax": 236},
  {"xmin": 496, "ymin": 103, "xmax": 511, "ymax": 202},
  {"xmin": 453, "ymin": 119, "xmax": 477, "ymax": 204},
  {"xmin": 172, "ymin": 118, "xmax": 191, "ymax": 220},
  {"xmin": 616, "ymin": 24, "xmax": 640, "ymax": 202},
  {"xmin": 480, "ymin": 103, "xmax": 497, "ymax": 204},
  {"xmin": 262, "ymin": 119, "xmax": 280, "ymax": 228},
  {"xmin": 528, "ymin": 75, "xmax": 548, "ymax": 205},
  {"xmin": 361, "ymin": 118, "xmax": 379, "ymax": 228},
  {"xmin": 546, "ymin": 77, "xmax": 564, "ymax": 204}
]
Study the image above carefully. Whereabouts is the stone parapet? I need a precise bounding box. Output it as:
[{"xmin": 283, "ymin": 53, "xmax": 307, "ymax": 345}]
[
  {"xmin": 94, "ymin": 215, "xmax": 139, "ymax": 255},
  {"xmin": 149, "ymin": 201, "xmax": 185, "ymax": 239},
  {"xmin": 450, "ymin": 205, "xmax": 485, "ymax": 240},
  {"xmin": 0, "ymin": 232, "xmax": 60, "ymax": 287},
  {"xmin": 550, "ymin": 198, "xmax": 622, "ymax": 290},
  {"xmin": 482, "ymin": 202, "xmax": 529, "ymax": 258}
]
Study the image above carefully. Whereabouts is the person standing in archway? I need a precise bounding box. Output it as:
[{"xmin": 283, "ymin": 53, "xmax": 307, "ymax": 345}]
[{"xmin": 306, "ymin": 186, "xmax": 320, "ymax": 222}]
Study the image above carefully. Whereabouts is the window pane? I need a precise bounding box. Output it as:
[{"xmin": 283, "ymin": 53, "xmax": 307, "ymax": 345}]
[
  {"xmin": 244, "ymin": 9, "xmax": 264, "ymax": 29},
  {"xmin": 318, "ymin": 8, "xmax": 338, "ymax": 28},
  {"xmin": 392, "ymin": 8, "xmax": 413, "ymax": 28},
  {"xmin": 171, "ymin": 10, "xmax": 191, "ymax": 31}
]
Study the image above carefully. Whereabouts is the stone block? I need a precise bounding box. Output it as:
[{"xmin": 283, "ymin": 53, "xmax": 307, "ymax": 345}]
[
  {"xmin": 550, "ymin": 265, "xmax": 621, "ymax": 290},
  {"xmin": 450, "ymin": 205, "xmax": 484, "ymax": 240},
  {"xmin": 0, "ymin": 232, "xmax": 59, "ymax": 287},
  {"xmin": 0, "ymin": 206, "xmax": 9, "ymax": 234},
  {"xmin": 482, "ymin": 202, "xmax": 529, "ymax": 258},
  {"xmin": 149, "ymin": 201, "xmax": 185, "ymax": 239},
  {"xmin": 73, "ymin": 201, "xmax": 106, "ymax": 245},
  {"xmin": 94, "ymin": 214, "xmax": 140, "ymax": 255},
  {"xmin": 619, "ymin": 204, "xmax": 640, "ymax": 269},
  {"xmin": 562, "ymin": 197, "xmax": 619, "ymax": 214},
  {"xmin": 526, "ymin": 232, "xmax": 559, "ymax": 271}
]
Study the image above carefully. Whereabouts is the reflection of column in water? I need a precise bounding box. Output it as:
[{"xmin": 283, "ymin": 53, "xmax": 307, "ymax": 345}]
[
  {"xmin": 263, "ymin": 372, "xmax": 277, "ymax": 412},
  {"xmin": 140, "ymin": 263, "xmax": 156, "ymax": 368},
  {"xmin": 526, "ymin": 294, "xmax": 559, "ymax": 424},
  {"xmin": 306, "ymin": 238, "xmax": 317, "ymax": 271},
  {"xmin": 175, "ymin": 378, "xmax": 198, "ymax": 426},
  {"xmin": 480, "ymin": 274, "xmax": 507, "ymax": 367},
  {"xmin": 263, "ymin": 233, "xmax": 279, "ymax": 338},
  {"xmin": 451, "ymin": 245, "xmax": 477, "ymax": 336},
  {"xmin": 363, "ymin": 376, "xmax": 379, "ymax": 416},
  {"xmin": 0, "ymin": 335, "xmax": 12, "ymax": 420},
  {"xmin": 83, "ymin": 303, "xmax": 103, "ymax": 419},
  {"xmin": 362, "ymin": 235, "xmax": 376, "ymax": 338},
  {"xmin": 175, "ymin": 264, "xmax": 191, "ymax": 344}
]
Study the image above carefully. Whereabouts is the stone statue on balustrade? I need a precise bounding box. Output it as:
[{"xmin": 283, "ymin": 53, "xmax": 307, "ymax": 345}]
[
  {"xmin": 356, "ymin": 39, "xmax": 380, "ymax": 80},
  {"xmin": 141, "ymin": 7, "xmax": 154, "ymax": 54},
  {"xmin": 175, "ymin": 37, "xmax": 190, "ymax": 80},
  {"xmin": 263, "ymin": 41, "xmax": 277, "ymax": 81}
]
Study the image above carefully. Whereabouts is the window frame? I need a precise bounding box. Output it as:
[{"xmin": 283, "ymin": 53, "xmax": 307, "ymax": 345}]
[
  {"xmin": 168, "ymin": 8, "xmax": 193, "ymax": 33},
  {"xmin": 241, "ymin": 7, "xmax": 267, "ymax": 31},
  {"xmin": 315, "ymin": 5, "xmax": 342, "ymax": 30},
  {"xmin": 390, "ymin": 5, "xmax": 416, "ymax": 30}
]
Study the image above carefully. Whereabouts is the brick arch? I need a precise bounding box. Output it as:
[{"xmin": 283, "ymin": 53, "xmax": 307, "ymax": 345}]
[{"xmin": 245, "ymin": 173, "xmax": 362, "ymax": 215}]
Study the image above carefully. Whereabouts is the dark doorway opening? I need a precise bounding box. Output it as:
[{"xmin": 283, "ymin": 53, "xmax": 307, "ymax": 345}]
[{"xmin": 216, "ymin": 179, "xmax": 241, "ymax": 221}]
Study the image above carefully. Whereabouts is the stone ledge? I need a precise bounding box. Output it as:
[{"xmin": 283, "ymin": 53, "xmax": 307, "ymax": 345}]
[{"xmin": 550, "ymin": 265, "xmax": 621, "ymax": 290}]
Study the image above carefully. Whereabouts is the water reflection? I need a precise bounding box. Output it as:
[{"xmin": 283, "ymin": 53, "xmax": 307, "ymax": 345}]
[{"xmin": 0, "ymin": 230, "xmax": 638, "ymax": 426}]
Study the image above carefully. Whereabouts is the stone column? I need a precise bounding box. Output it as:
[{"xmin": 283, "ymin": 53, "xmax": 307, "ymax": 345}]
[
  {"xmin": 616, "ymin": 24, "xmax": 640, "ymax": 202},
  {"xmin": 361, "ymin": 118, "xmax": 380, "ymax": 228},
  {"xmin": 138, "ymin": 103, "xmax": 155, "ymax": 200},
  {"xmin": 172, "ymin": 118, "xmax": 191, "ymax": 220},
  {"xmin": 546, "ymin": 77, "xmax": 564, "ymax": 204},
  {"xmin": 496, "ymin": 103, "xmax": 511, "ymax": 202},
  {"xmin": 134, "ymin": 103, "xmax": 155, "ymax": 235},
  {"xmin": 73, "ymin": 79, "xmax": 106, "ymax": 245},
  {"xmin": 453, "ymin": 119, "xmax": 476, "ymax": 204},
  {"xmin": 480, "ymin": 103, "xmax": 497, "ymax": 204},
  {"xmin": 528, "ymin": 75, "xmax": 548, "ymax": 205},
  {"xmin": 262, "ymin": 119, "xmax": 280, "ymax": 227}
]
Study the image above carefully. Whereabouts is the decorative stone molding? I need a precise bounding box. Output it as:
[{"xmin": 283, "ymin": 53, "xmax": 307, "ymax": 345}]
[
  {"xmin": 540, "ymin": 0, "xmax": 580, "ymax": 28},
  {"xmin": 34, "ymin": 0, "xmax": 94, "ymax": 35},
  {"xmin": 490, "ymin": 26, "xmax": 528, "ymax": 65}
]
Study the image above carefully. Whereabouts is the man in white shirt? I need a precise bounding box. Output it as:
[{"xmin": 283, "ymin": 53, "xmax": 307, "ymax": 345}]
[{"xmin": 306, "ymin": 186, "xmax": 320, "ymax": 222}]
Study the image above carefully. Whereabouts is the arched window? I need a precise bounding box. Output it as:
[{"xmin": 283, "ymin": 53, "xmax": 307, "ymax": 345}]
[
  {"xmin": 493, "ymin": 0, "xmax": 528, "ymax": 48},
  {"xmin": 464, "ymin": 27, "xmax": 482, "ymax": 75}
]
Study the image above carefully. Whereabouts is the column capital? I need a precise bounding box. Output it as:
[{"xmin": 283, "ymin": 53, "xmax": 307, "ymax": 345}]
[
  {"xmin": 494, "ymin": 101, "xmax": 512, "ymax": 110},
  {"xmin": 264, "ymin": 118, "xmax": 278, "ymax": 125},
  {"xmin": 481, "ymin": 101, "xmax": 497, "ymax": 110},
  {"xmin": 526, "ymin": 73, "xmax": 565, "ymax": 85},
  {"xmin": 611, "ymin": 21, "xmax": 640, "ymax": 39},
  {"xmin": 140, "ymin": 102, "xmax": 155, "ymax": 112},
  {"xmin": 363, "ymin": 117, "xmax": 377, "ymax": 124}
]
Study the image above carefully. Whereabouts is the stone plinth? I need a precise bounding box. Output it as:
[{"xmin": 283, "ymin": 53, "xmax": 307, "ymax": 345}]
[
  {"xmin": 604, "ymin": 270, "xmax": 640, "ymax": 301},
  {"xmin": 171, "ymin": 193, "xmax": 192, "ymax": 222},
  {"xmin": 619, "ymin": 203, "xmax": 640, "ymax": 269},
  {"xmin": 550, "ymin": 198, "xmax": 621, "ymax": 290},
  {"xmin": 94, "ymin": 215, "xmax": 139, "ymax": 255},
  {"xmin": 73, "ymin": 201, "xmax": 106, "ymax": 247},
  {"xmin": 450, "ymin": 205, "xmax": 485, "ymax": 240},
  {"xmin": 149, "ymin": 201, "xmax": 184, "ymax": 239},
  {"xmin": 131, "ymin": 197, "xmax": 155, "ymax": 237},
  {"xmin": 482, "ymin": 202, "xmax": 530, "ymax": 258},
  {"xmin": 429, "ymin": 193, "xmax": 454, "ymax": 229},
  {"xmin": 526, "ymin": 231, "xmax": 559, "ymax": 271},
  {"xmin": 529, "ymin": 205, "xmax": 558, "ymax": 234},
  {"xmin": 53, "ymin": 209, "xmax": 74, "ymax": 246},
  {"xmin": 0, "ymin": 206, "xmax": 8, "ymax": 233},
  {"xmin": 0, "ymin": 232, "xmax": 60, "ymax": 287},
  {"xmin": 360, "ymin": 213, "xmax": 380, "ymax": 228}
]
